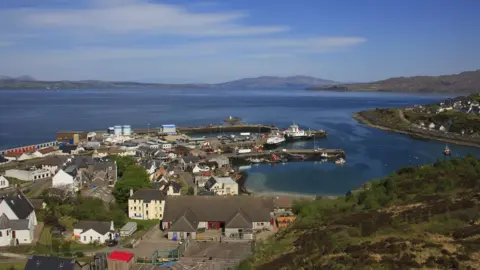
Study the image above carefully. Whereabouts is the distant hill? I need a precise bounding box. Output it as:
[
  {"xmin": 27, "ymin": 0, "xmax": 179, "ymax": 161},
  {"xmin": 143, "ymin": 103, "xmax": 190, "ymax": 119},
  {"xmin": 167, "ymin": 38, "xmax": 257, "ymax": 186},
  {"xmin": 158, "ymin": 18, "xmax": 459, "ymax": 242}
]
[
  {"xmin": 308, "ymin": 70, "xmax": 480, "ymax": 93},
  {"xmin": 215, "ymin": 76, "xmax": 336, "ymax": 89},
  {"xmin": 0, "ymin": 75, "xmax": 337, "ymax": 90}
]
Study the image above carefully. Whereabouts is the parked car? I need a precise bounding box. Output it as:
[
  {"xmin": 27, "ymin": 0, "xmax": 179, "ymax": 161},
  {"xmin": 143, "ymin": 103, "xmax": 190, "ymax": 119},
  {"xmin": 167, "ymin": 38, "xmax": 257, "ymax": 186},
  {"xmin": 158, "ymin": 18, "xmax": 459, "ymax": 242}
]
[{"xmin": 105, "ymin": 239, "xmax": 118, "ymax": 247}]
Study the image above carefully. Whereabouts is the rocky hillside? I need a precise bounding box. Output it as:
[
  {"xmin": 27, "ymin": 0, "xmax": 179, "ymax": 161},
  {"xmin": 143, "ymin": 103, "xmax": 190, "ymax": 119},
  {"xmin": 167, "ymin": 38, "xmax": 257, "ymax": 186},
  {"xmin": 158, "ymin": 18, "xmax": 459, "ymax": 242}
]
[
  {"xmin": 242, "ymin": 156, "xmax": 480, "ymax": 269},
  {"xmin": 308, "ymin": 70, "xmax": 480, "ymax": 93}
]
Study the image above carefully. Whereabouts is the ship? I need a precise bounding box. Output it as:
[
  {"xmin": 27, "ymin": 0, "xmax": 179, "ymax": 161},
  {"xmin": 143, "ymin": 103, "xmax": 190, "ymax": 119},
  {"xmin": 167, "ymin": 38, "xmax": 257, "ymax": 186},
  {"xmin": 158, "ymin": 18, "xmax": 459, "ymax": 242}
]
[
  {"xmin": 443, "ymin": 145, "xmax": 451, "ymax": 156},
  {"xmin": 283, "ymin": 123, "xmax": 314, "ymax": 141}
]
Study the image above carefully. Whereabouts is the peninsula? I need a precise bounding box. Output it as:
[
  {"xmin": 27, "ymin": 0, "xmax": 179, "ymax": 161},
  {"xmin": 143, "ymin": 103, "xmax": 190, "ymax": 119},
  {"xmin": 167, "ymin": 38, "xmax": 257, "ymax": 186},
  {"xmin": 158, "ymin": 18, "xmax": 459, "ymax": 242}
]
[
  {"xmin": 354, "ymin": 94, "xmax": 480, "ymax": 147},
  {"xmin": 308, "ymin": 70, "xmax": 480, "ymax": 93},
  {"xmin": 244, "ymin": 156, "xmax": 480, "ymax": 269},
  {"xmin": 0, "ymin": 75, "xmax": 336, "ymax": 90}
]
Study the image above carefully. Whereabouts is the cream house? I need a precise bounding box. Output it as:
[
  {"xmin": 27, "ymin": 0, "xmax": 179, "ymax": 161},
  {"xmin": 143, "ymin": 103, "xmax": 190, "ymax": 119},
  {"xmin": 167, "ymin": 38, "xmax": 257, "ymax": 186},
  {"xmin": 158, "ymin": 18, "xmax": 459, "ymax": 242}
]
[
  {"xmin": 128, "ymin": 189, "xmax": 166, "ymax": 220},
  {"xmin": 204, "ymin": 176, "xmax": 239, "ymax": 196}
]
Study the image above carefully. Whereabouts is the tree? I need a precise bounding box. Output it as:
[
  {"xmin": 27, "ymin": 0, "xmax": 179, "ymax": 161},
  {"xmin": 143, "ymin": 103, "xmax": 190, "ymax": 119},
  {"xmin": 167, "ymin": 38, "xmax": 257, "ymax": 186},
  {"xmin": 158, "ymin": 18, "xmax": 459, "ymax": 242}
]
[
  {"xmin": 110, "ymin": 156, "xmax": 135, "ymax": 178},
  {"xmin": 113, "ymin": 165, "xmax": 151, "ymax": 205}
]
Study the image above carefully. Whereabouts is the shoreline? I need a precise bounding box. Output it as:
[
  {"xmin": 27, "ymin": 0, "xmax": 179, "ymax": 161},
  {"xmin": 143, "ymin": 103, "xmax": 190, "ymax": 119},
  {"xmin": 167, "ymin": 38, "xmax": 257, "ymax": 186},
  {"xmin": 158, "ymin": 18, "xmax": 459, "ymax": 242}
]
[{"xmin": 353, "ymin": 112, "xmax": 480, "ymax": 148}]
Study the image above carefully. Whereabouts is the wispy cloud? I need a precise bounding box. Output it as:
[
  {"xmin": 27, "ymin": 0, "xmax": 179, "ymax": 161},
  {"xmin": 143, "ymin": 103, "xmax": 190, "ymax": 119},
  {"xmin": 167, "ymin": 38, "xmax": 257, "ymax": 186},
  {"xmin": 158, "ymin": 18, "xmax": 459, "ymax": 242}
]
[
  {"xmin": 1, "ymin": 0, "xmax": 288, "ymax": 38},
  {"xmin": 0, "ymin": 0, "xmax": 367, "ymax": 81}
]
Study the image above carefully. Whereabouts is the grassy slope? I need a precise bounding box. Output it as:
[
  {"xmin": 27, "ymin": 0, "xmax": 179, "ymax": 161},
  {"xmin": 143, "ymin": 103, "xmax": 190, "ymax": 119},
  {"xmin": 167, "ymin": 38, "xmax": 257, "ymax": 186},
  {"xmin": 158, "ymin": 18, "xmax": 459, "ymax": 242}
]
[{"xmin": 250, "ymin": 157, "xmax": 480, "ymax": 269}]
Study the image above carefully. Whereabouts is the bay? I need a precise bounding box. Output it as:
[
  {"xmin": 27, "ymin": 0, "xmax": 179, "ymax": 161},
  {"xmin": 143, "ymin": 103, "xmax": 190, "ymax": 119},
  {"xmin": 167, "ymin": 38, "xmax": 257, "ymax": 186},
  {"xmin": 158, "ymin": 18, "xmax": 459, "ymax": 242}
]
[{"xmin": 1, "ymin": 89, "xmax": 478, "ymax": 195}]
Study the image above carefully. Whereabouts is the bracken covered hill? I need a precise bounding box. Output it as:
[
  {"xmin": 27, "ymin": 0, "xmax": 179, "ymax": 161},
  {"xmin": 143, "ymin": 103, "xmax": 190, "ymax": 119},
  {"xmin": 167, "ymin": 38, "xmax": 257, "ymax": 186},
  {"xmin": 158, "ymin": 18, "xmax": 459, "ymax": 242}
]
[
  {"xmin": 309, "ymin": 70, "xmax": 480, "ymax": 93},
  {"xmin": 243, "ymin": 156, "xmax": 480, "ymax": 269}
]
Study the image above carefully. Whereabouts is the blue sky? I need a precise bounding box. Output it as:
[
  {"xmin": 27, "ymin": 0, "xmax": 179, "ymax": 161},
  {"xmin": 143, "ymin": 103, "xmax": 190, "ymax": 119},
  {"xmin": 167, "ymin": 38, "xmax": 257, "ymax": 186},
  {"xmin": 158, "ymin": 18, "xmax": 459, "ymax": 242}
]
[{"xmin": 0, "ymin": 0, "xmax": 479, "ymax": 83}]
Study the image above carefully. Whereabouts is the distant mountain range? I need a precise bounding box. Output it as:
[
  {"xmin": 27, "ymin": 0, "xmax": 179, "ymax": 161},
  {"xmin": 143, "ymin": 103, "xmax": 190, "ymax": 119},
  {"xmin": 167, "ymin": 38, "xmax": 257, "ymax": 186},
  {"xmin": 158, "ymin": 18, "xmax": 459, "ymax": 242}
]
[
  {"xmin": 0, "ymin": 75, "xmax": 336, "ymax": 90},
  {"xmin": 308, "ymin": 70, "xmax": 480, "ymax": 93}
]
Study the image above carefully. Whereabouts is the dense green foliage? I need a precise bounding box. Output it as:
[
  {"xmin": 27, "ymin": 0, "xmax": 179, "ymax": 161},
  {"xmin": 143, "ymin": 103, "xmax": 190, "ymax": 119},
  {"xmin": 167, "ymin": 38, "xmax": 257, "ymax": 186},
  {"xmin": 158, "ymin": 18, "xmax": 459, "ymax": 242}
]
[
  {"xmin": 43, "ymin": 196, "xmax": 127, "ymax": 227},
  {"xmin": 113, "ymin": 164, "xmax": 151, "ymax": 207},
  {"xmin": 252, "ymin": 157, "xmax": 480, "ymax": 269},
  {"xmin": 110, "ymin": 156, "xmax": 135, "ymax": 178}
]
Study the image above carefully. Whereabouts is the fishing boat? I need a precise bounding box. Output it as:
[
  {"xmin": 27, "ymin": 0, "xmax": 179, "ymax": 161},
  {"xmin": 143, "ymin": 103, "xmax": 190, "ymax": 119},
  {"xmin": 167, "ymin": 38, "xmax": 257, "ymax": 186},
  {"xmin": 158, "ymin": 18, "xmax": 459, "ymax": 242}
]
[
  {"xmin": 283, "ymin": 123, "xmax": 314, "ymax": 141},
  {"xmin": 443, "ymin": 145, "xmax": 451, "ymax": 156},
  {"xmin": 266, "ymin": 135, "xmax": 286, "ymax": 146},
  {"xmin": 248, "ymin": 158, "xmax": 263, "ymax": 163}
]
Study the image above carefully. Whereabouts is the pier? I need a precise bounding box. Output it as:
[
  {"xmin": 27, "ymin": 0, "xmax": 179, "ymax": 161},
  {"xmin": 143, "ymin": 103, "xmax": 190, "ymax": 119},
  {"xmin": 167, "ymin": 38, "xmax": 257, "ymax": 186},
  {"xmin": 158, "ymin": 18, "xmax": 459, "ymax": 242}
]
[
  {"xmin": 218, "ymin": 148, "xmax": 346, "ymax": 165},
  {"xmin": 134, "ymin": 124, "xmax": 276, "ymax": 135}
]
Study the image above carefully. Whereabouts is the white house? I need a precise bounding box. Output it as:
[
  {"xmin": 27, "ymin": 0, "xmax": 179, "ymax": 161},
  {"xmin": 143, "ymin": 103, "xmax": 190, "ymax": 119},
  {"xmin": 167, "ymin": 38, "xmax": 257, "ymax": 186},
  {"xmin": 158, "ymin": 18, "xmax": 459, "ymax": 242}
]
[
  {"xmin": 428, "ymin": 122, "xmax": 436, "ymax": 130},
  {"xmin": 5, "ymin": 168, "xmax": 51, "ymax": 182},
  {"xmin": 0, "ymin": 176, "xmax": 9, "ymax": 189},
  {"xmin": 74, "ymin": 220, "xmax": 115, "ymax": 244},
  {"xmin": 192, "ymin": 164, "xmax": 210, "ymax": 174},
  {"xmin": 159, "ymin": 143, "xmax": 172, "ymax": 150},
  {"xmin": 439, "ymin": 125, "xmax": 446, "ymax": 132},
  {"xmin": 204, "ymin": 176, "xmax": 239, "ymax": 196},
  {"xmin": 52, "ymin": 169, "xmax": 77, "ymax": 191},
  {"xmin": 165, "ymin": 182, "xmax": 181, "ymax": 196},
  {"xmin": 0, "ymin": 192, "xmax": 37, "ymax": 246}
]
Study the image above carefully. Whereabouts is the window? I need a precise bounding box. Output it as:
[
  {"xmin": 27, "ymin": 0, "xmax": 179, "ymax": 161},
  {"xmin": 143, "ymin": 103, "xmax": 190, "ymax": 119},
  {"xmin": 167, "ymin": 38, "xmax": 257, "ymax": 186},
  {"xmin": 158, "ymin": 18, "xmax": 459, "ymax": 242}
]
[
  {"xmin": 90, "ymin": 236, "xmax": 93, "ymax": 241},
  {"xmin": 146, "ymin": 211, "xmax": 149, "ymax": 216},
  {"xmin": 83, "ymin": 236, "xmax": 86, "ymax": 241},
  {"xmin": 0, "ymin": 231, "xmax": 2, "ymax": 237},
  {"xmin": 98, "ymin": 237, "xmax": 101, "ymax": 241},
  {"xmin": 6, "ymin": 231, "xmax": 9, "ymax": 236},
  {"xmin": 146, "ymin": 204, "xmax": 149, "ymax": 208},
  {"xmin": 134, "ymin": 207, "xmax": 136, "ymax": 210}
]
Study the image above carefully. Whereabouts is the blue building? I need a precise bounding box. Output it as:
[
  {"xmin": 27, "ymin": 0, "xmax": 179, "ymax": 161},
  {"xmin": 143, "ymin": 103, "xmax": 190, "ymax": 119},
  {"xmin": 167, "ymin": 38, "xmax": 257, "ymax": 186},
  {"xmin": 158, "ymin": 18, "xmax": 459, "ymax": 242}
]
[{"xmin": 162, "ymin": 124, "xmax": 177, "ymax": 135}]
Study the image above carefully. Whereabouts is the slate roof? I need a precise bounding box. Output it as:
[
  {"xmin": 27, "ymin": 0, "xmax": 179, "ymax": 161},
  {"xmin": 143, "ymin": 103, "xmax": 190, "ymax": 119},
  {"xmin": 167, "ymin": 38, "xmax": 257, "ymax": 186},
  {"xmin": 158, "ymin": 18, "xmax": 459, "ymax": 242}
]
[
  {"xmin": 25, "ymin": 255, "xmax": 78, "ymax": 270},
  {"xmin": 2, "ymin": 191, "xmax": 34, "ymax": 219},
  {"xmin": 38, "ymin": 156, "xmax": 67, "ymax": 167},
  {"xmin": 9, "ymin": 219, "xmax": 29, "ymax": 230},
  {"xmin": 59, "ymin": 145, "xmax": 77, "ymax": 154},
  {"xmin": 164, "ymin": 196, "xmax": 273, "ymax": 224},
  {"xmin": 169, "ymin": 209, "xmax": 198, "ymax": 232},
  {"xmin": 0, "ymin": 213, "xmax": 30, "ymax": 230},
  {"xmin": 182, "ymin": 156, "xmax": 200, "ymax": 164},
  {"xmin": 225, "ymin": 209, "xmax": 252, "ymax": 229},
  {"xmin": 0, "ymin": 214, "xmax": 9, "ymax": 229},
  {"xmin": 130, "ymin": 189, "xmax": 165, "ymax": 202},
  {"xmin": 0, "ymin": 155, "xmax": 8, "ymax": 163},
  {"xmin": 75, "ymin": 220, "xmax": 112, "ymax": 235}
]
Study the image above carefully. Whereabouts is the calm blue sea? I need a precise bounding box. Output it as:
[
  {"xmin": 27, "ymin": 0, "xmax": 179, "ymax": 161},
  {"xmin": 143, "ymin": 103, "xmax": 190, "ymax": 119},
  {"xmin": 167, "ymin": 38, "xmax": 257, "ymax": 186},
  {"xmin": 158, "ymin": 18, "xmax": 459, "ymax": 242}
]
[{"xmin": 1, "ymin": 89, "xmax": 478, "ymax": 195}]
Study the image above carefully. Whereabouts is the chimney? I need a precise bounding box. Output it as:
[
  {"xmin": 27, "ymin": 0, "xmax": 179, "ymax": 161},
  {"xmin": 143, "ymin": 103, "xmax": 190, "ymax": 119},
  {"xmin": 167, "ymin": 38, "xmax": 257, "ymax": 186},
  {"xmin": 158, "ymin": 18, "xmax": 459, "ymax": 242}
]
[{"xmin": 130, "ymin": 188, "xmax": 134, "ymax": 197}]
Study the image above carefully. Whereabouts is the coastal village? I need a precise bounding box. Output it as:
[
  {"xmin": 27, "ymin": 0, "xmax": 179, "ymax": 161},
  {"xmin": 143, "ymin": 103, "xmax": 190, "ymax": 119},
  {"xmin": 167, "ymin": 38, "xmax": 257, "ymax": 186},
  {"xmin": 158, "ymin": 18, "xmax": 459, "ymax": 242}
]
[{"xmin": 0, "ymin": 119, "xmax": 333, "ymax": 270}]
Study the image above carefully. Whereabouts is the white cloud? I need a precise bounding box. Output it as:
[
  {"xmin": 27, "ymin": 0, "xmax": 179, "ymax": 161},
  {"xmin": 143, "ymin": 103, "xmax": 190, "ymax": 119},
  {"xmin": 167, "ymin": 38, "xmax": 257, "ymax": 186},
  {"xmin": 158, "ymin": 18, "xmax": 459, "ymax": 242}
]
[{"xmin": 1, "ymin": 0, "xmax": 288, "ymax": 37}]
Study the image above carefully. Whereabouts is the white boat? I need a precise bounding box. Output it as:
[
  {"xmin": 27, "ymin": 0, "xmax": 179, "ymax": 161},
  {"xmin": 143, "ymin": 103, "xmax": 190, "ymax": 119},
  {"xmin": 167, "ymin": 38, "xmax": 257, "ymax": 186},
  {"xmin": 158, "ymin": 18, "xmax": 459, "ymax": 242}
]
[
  {"xmin": 335, "ymin": 158, "xmax": 346, "ymax": 165},
  {"xmin": 266, "ymin": 136, "xmax": 286, "ymax": 145},
  {"xmin": 284, "ymin": 123, "xmax": 313, "ymax": 141},
  {"xmin": 248, "ymin": 158, "xmax": 263, "ymax": 163},
  {"xmin": 321, "ymin": 152, "xmax": 328, "ymax": 158}
]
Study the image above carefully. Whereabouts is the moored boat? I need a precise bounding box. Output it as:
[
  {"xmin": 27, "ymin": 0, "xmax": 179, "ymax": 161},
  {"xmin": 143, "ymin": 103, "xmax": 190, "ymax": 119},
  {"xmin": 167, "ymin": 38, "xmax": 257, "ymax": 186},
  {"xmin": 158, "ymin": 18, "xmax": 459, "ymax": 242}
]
[{"xmin": 283, "ymin": 123, "xmax": 314, "ymax": 141}]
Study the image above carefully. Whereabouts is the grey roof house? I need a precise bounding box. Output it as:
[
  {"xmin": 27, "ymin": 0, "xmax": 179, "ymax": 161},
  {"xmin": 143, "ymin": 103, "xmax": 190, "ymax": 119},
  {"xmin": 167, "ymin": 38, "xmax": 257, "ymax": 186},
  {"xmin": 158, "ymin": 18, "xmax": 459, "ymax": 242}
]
[{"xmin": 162, "ymin": 196, "xmax": 274, "ymax": 240}]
